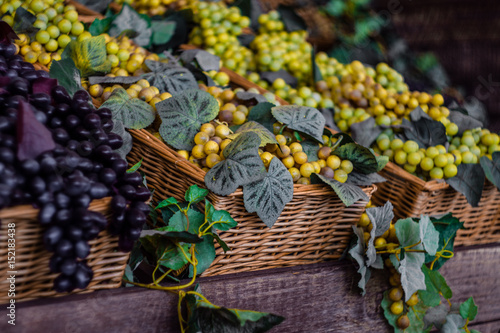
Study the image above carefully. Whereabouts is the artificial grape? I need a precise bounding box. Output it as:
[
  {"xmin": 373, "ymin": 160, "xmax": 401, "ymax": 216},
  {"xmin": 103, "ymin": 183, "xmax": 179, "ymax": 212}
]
[
  {"xmin": 122, "ymin": 171, "xmax": 142, "ymax": 186},
  {"xmin": 49, "ymin": 255, "xmax": 63, "ymax": 273},
  {"xmin": 89, "ymin": 182, "xmax": 109, "ymax": 199},
  {"xmin": 60, "ymin": 259, "xmax": 77, "ymax": 276},
  {"xmin": 67, "ymin": 226, "xmax": 83, "ymax": 242},
  {"xmin": 74, "ymin": 240, "xmax": 90, "ymax": 259},
  {"xmin": 107, "ymin": 132, "xmax": 123, "ymax": 150},
  {"xmin": 73, "ymin": 194, "xmax": 91, "ymax": 208},
  {"xmin": 43, "ymin": 225, "xmax": 63, "ymax": 249},
  {"xmin": 120, "ymin": 184, "xmax": 137, "ymax": 200},
  {"xmin": 135, "ymin": 186, "xmax": 151, "ymax": 202},
  {"xmin": 53, "ymin": 275, "xmax": 74, "ymax": 293},
  {"xmin": 112, "ymin": 159, "xmax": 128, "ymax": 175},
  {"xmin": 73, "ymin": 266, "xmax": 92, "ymax": 290}
]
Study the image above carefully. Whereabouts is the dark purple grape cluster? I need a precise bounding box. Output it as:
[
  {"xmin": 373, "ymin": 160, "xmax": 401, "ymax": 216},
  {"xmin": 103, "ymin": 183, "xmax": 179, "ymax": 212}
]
[{"xmin": 0, "ymin": 41, "xmax": 150, "ymax": 293}]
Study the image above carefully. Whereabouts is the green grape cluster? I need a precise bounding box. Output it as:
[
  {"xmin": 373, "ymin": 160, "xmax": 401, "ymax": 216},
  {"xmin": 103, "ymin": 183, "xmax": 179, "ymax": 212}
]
[{"xmin": 2, "ymin": 0, "xmax": 87, "ymax": 67}]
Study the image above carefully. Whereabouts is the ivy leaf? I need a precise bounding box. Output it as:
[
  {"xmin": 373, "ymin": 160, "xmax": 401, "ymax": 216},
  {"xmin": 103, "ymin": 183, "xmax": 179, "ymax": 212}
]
[
  {"xmin": 209, "ymin": 210, "xmax": 238, "ymax": 231},
  {"xmin": 333, "ymin": 143, "xmax": 379, "ymax": 174},
  {"xmin": 100, "ymin": 88, "xmax": 155, "ymax": 129},
  {"xmin": 127, "ymin": 158, "xmax": 142, "ymax": 173},
  {"xmin": 346, "ymin": 171, "xmax": 386, "ymax": 186},
  {"xmin": 62, "ymin": 35, "xmax": 111, "ymax": 78},
  {"xmin": 185, "ymin": 184, "xmax": 209, "ymax": 205},
  {"xmin": 419, "ymin": 265, "xmax": 452, "ymax": 307},
  {"xmin": 311, "ymin": 48, "xmax": 322, "ymax": 83},
  {"xmin": 110, "ymin": 119, "xmax": 132, "ymax": 159},
  {"xmin": 425, "ymin": 214, "xmax": 464, "ymax": 270},
  {"xmin": 442, "ymin": 314, "xmax": 466, "ymax": 333},
  {"xmin": 365, "ymin": 201, "xmax": 394, "ymax": 266},
  {"xmin": 419, "ymin": 215, "xmax": 439, "ymax": 256},
  {"xmin": 446, "ymin": 163, "xmax": 485, "ymax": 207},
  {"xmin": 142, "ymin": 60, "xmax": 198, "ymax": 94},
  {"xmin": 180, "ymin": 49, "xmax": 220, "ymax": 72},
  {"xmin": 243, "ymin": 158, "xmax": 294, "ymax": 228},
  {"xmin": 260, "ymin": 70, "xmax": 298, "ymax": 87},
  {"xmin": 88, "ymin": 75, "xmax": 142, "ymax": 86},
  {"xmin": 169, "ymin": 209, "xmax": 205, "ymax": 234},
  {"xmin": 212, "ymin": 232, "xmax": 230, "ymax": 253},
  {"xmin": 236, "ymin": 91, "xmax": 268, "ymax": 104},
  {"xmin": 157, "ymin": 89, "xmax": 219, "ymax": 150},
  {"xmin": 151, "ymin": 21, "xmax": 176, "ymax": 46},
  {"xmin": 227, "ymin": 121, "xmax": 277, "ymax": 147},
  {"xmin": 109, "ymin": 4, "xmax": 152, "ymax": 47},
  {"xmin": 402, "ymin": 118, "xmax": 447, "ymax": 149},
  {"xmin": 349, "ymin": 226, "xmax": 371, "ymax": 295},
  {"xmin": 247, "ymin": 102, "xmax": 276, "ymax": 133},
  {"xmin": 157, "ymin": 242, "xmax": 190, "ymax": 270},
  {"xmin": 424, "ymin": 302, "xmax": 450, "ymax": 331},
  {"xmin": 480, "ymin": 153, "xmax": 500, "ymax": 190},
  {"xmin": 277, "ymin": 5, "xmax": 307, "ymax": 32},
  {"xmin": 156, "ymin": 197, "xmax": 178, "ymax": 210},
  {"xmin": 189, "ymin": 234, "xmax": 215, "ymax": 277},
  {"xmin": 448, "ymin": 111, "xmax": 483, "ymax": 135},
  {"xmin": 49, "ymin": 58, "xmax": 82, "ymax": 97},
  {"xmin": 205, "ymin": 132, "xmax": 266, "ymax": 196},
  {"xmin": 310, "ymin": 173, "xmax": 368, "ymax": 207},
  {"xmin": 459, "ymin": 297, "xmax": 478, "ymax": 321},
  {"xmin": 140, "ymin": 229, "xmax": 203, "ymax": 244},
  {"xmin": 89, "ymin": 17, "xmax": 113, "ymax": 36},
  {"xmin": 396, "ymin": 218, "xmax": 422, "ymax": 249},
  {"xmin": 12, "ymin": 7, "xmax": 39, "ymax": 37},
  {"xmin": 350, "ymin": 117, "xmax": 382, "ymax": 147},
  {"xmin": 271, "ymin": 105, "xmax": 325, "ymax": 143},
  {"xmin": 300, "ymin": 140, "xmax": 320, "ymax": 162}
]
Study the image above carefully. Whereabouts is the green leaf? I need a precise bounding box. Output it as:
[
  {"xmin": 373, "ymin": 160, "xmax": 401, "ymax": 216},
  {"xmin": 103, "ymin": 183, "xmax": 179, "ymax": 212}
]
[
  {"xmin": 227, "ymin": 121, "xmax": 277, "ymax": 147},
  {"xmin": 382, "ymin": 291, "xmax": 428, "ymax": 333},
  {"xmin": 142, "ymin": 60, "xmax": 198, "ymax": 94},
  {"xmin": 346, "ymin": 171, "xmax": 386, "ymax": 186},
  {"xmin": 13, "ymin": 7, "xmax": 38, "ymax": 36},
  {"xmin": 127, "ymin": 158, "xmax": 143, "ymax": 173},
  {"xmin": 62, "ymin": 35, "xmax": 111, "ymax": 78},
  {"xmin": 151, "ymin": 21, "xmax": 176, "ymax": 46},
  {"xmin": 310, "ymin": 173, "xmax": 368, "ymax": 207},
  {"xmin": 180, "ymin": 49, "xmax": 220, "ymax": 72},
  {"xmin": 212, "ymin": 231, "xmax": 230, "ymax": 253},
  {"xmin": 425, "ymin": 214, "xmax": 464, "ymax": 270},
  {"xmin": 156, "ymin": 197, "xmax": 178, "ymax": 210},
  {"xmin": 109, "ymin": 4, "xmax": 152, "ymax": 47},
  {"xmin": 331, "ymin": 132, "xmax": 356, "ymax": 147},
  {"xmin": 236, "ymin": 91, "xmax": 268, "ymax": 104},
  {"xmin": 169, "ymin": 209, "xmax": 205, "ymax": 234},
  {"xmin": 157, "ymin": 89, "xmax": 219, "ymax": 150},
  {"xmin": 189, "ymin": 234, "xmax": 215, "ymax": 276},
  {"xmin": 110, "ymin": 119, "xmax": 133, "ymax": 159},
  {"xmin": 395, "ymin": 218, "xmax": 422, "ymax": 249},
  {"xmin": 311, "ymin": 48, "xmax": 323, "ymax": 83},
  {"xmin": 448, "ymin": 111, "xmax": 483, "ymax": 135},
  {"xmin": 446, "ymin": 163, "xmax": 485, "ymax": 207},
  {"xmin": 300, "ymin": 140, "xmax": 320, "ymax": 162},
  {"xmin": 205, "ymin": 132, "xmax": 266, "ymax": 196},
  {"xmin": 333, "ymin": 142, "xmax": 379, "ymax": 174},
  {"xmin": 247, "ymin": 102, "xmax": 276, "ymax": 133},
  {"xmin": 271, "ymin": 105, "xmax": 325, "ymax": 143},
  {"xmin": 140, "ymin": 229, "xmax": 203, "ymax": 244},
  {"xmin": 376, "ymin": 155, "xmax": 389, "ymax": 171},
  {"xmin": 419, "ymin": 215, "xmax": 440, "ymax": 256},
  {"xmin": 158, "ymin": 242, "xmax": 190, "ymax": 270},
  {"xmin": 277, "ymin": 4, "xmax": 307, "ymax": 32},
  {"xmin": 402, "ymin": 118, "xmax": 447, "ymax": 149},
  {"xmin": 185, "ymin": 185, "xmax": 209, "ymax": 205},
  {"xmin": 442, "ymin": 313, "xmax": 466, "ymax": 333},
  {"xmin": 480, "ymin": 152, "xmax": 500, "ymax": 190},
  {"xmin": 459, "ymin": 297, "xmax": 478, "ymax": 321},
  {"xmin": 49, "ymin": 58, "xmax": 82, "ymax": 97},
  {"xmin": 349, "ymin": 226, "xmax": 371, "ymax": 295},
  {"xmin": 410, "ymin": 106, "xmax": 432, "ymax": 121},
  {"xmin": 350, "ymin": 117, "xmax": 382, "ymax": 147},
  {"xmin": 100, "ymin": 88, "xmax": 155, "ymax": 129},
  {"xmin": 209, "ymin": 210, "xmax": 238, "ymax": 231},
  {"xmin": 243, "ymin": 157, "xmax": 294, "ymax": 227},
  {"xmin": 424, "ymin": 302, "xmax": 450, "ymax": 331},
  {"xmin": 88, "ymin": 17, "xmax": 113, "ymax": 36},
  {"xmin": 419, "ymin": 265, "xmax": 452, "ymax": 307},
  {"xmin": 365, "ymin": 201, "xmax": 394, "ymax": 266},
  {"xmin": 88, "ymin": 75, "xmax": 142, "ymax": 86}
]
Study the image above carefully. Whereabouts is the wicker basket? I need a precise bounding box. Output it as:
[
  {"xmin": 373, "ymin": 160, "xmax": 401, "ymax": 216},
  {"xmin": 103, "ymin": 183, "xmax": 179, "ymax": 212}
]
[
  {"xmin": 128, "ymin": 129, "xmax": 376, "ymax": 276},
  {"xmin": 0, "ymin": 198, "xmax": 129, "ymax": 303},
  {"xmin": 372, "ymin": 161, "xmax": 500, "ymax": 246}
]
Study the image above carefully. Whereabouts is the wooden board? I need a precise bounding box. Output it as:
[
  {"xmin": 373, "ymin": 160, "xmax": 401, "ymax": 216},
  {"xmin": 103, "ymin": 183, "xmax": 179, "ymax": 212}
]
[{"xmin": 2, "ymin": 245, "xmax": 499, "ymax": 332}]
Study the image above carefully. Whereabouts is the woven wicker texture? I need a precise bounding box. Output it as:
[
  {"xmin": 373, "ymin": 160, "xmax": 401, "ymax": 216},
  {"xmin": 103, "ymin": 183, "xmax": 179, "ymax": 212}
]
[
  {"xmin": 129, "ymin": 129, "xmax": 376, "ymax": 276},
  {"xmin": 0, "ymin": 198, "xmax": 130, "ymax": 303},
  {"xmin": 372, "ymin": 161, "xmax": 500, "ymax": 246}
]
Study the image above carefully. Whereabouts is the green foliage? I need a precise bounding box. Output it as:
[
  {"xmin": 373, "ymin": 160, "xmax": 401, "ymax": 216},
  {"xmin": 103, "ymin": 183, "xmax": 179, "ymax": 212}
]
[
  {"xmin": 49, "ymin": 58, "xmax": 82, "ymax": 97},
  {"xmin": 100, "ymin": 88, "xmax": 155, "ymax": 129},
  {"xmin": 402, "ymin": 117, "xmax": 447, "ymax": 149},
  {"xmin": 247, "ymin": 102, "xmax": 277, "ymax": 133},
  {"xmin": 480, "ymin": 152, "xmax": 500, "ymax": 191},
  {"xmin": 227, "ymin": 121, "xmax": 277, "ymax": 147},
  {"xmin": 310, "ymin": 173, "xmax": 368, "ymax": 207},
  {"xmin": 300, "ymin": 140, "xmax": 320, "ymax": 162},
  {"xmin": 365, "ymin": 201, "xmax": 394, "ymax": 266},
  {"xmin": 127, "ymin": 158, "xmax": 143, "ymax": 173},
  {"xmin": 425, "ymin": 214, "xmax": 464, "ymax": 270},
  {"xmin": 110, "ymin": 119, "xmax": 133, "ymax": 159},
  {"xmin": 109, "ymin": 4, "xmax": 152, "ymax": 47},
  {"xmin": 419, "ymin": 266, "xmax": 452, "ymax": 307},
  {"xmin": 446, "ymin": 163, "xmax": 485, "ymax": 207},
  {"xmin": 151, "ymin": 21, "xmax": 176, "ymax": 46},
  {"xmin": 62, "ymin": 35, "xmax": 111, "ymax": 78},
  {"xmin": 350, "ymin": 117, "xmax": 382, "ymax": 148},
  {"xmin": 459, "ymin": 297, "xmax": 478, "ymax": 321},
  {"xmin": 271, "ymin": 105, "xmax": 325, "ymax": 143},
  {"xmin": 419, "ymin": 215, "xmax": 439, "ymax": 256},
  {"xmin": 333, "ymin": 143, "xmax": 379, "ymax": 174},
  {"xmin": 142, "ymin": 60, "xmax": 198, "ymax": 94},
  {"xmin": 12, "ymin": 7, "xmax": 38, "ymax": 36},
  {"xmin": 349, "ymin": 226, "xmax": 371, "ymax": 295}
]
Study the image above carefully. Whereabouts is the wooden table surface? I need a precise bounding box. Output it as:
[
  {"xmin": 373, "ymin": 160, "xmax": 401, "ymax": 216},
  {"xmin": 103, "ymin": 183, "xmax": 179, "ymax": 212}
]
[{"xmin": 1, "ymin": 244, "xmax": 499, "ymax": 333}]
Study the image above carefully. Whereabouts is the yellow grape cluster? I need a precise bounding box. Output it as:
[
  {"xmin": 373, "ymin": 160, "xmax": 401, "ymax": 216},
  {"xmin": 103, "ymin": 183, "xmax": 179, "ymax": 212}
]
[{"xmin": 113, "ymin": 0, "xmax": 180, "ymax": 16}]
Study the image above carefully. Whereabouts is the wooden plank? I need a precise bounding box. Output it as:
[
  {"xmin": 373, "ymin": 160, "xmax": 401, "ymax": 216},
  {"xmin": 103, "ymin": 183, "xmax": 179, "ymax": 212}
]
[{"xmin": 2, "ymin": 245, "xmax": 499, "ymax": 332}]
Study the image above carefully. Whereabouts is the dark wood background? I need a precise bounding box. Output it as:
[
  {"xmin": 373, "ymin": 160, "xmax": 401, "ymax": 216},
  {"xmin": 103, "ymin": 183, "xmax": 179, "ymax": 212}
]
[{"xmin": 1, "ymin": 244, "xmax": 499, "ymax": 333}]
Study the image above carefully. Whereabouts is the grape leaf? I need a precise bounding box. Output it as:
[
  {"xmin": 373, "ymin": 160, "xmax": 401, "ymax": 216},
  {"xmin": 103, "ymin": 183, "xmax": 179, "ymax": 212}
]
[
  {"xmin": 419, "ymin": 215, "xmax": 439, "ymax": 256},
  {"xmin": 100, "ymin": 88, "xmax": 155, "ymax": 129},
  {"xmin": 424, "ymin": 302, "xmax": 450, "ymax": 331},
  {"xmin": 365, "ymin": 201, "xmax": 394, "ymax": 266},
  {"xmin": 236, "ymin": 91, "xmax": 268, "ymax": 104},
  {"xmin": 480, "ymin": 152, "xmax": 500, "ymax": 191},
  {"xmin": 155, "ymin": 197, "xmax": 178, "ymax": 210},
  {"xmin": 110, "ymin": 119, "xmax": 132, "ymax": 159},
  {"xmin": 331, "ymin": 132, "xmax": 356, "ymax": 147},
  {"xmin": 448, "ymin": 111, "xmax": 483, "ymax": 135},
  {"xmin": 445, "ymin": 163, "xmax": 485, "ymax": 207},
  {"xmin": 243, "ymin": 157, "xmax": 294, "ymax": 227},
  {"xmin": 459, "ymin": 297, "xmax": 478, "ymax": 321},
  {"xmin": 260, "ymin": 70, "xmax": 298, "ymax": 87},
  {"xmin": 382, "ymin": 291, "xmax": 429, "ymax": 333},
  {"xmin": 346, "ymin": 171, "xmax": 386, "ymax": 186},
  {"xmin": 12, "ymin": 7, "xmax": 38, "ymax": 37},
  {"xmin": 157, "ymin": 242, "xmax": 190, "ymax": 270},
  {"xmin": 402, "ymin": 117, "xmax": 447, "ymax": 149},
  {"xmin": 49, "ymin": 58, "xmax": 82, "ymax": 97},
  {"xmin": 88, "ymin": 75, "xmax": 142, "ymax": 85},
  {"xmin": 140, "ymin": 229, "xmax": 203, "ymax": 244},
  {"xmin": 89, "ymin": 17, "xmax": 113, "ymax": 36},
  {"xmin": 333, "ymin": 143, "xmax": 379, "ymax": 174},
  {"xmin": 185, "ymin": 185, "xmax": 209, "ymax": 205},
  {"xmin": 375, "ymin": 154, "xmax": 389, "ymax": 171},
  {"xmin": 396, "ymin": 218, "xmax": 421, "ymax": 249},
  {"xmin": 409, "ymin": 106, "xmax": 432, "ymax": 121},
  {"xmin": 169, "ymin": 210, "xmax": 205, "ymax": 234},
  {"xmin": 247, "ymin": 102, "xmax": 276, "ymax": 133},
  {"xmin": 180, "ymin": 49, "xmax": 220, "ymax": 72},
  {"xmin": 17, "ymin": 101, "xmax": 56, "ymax": 161},
  {"xmin": 442, "ymin": 314, "xmax": 466, "ymax": 333},
  {"xmin": 212, "ymin": 232, "xmax": 230, "ymax": 253},
  {"xmin": 62, "ymin": 35, "xmax": 112, "ymax": 78},
  {"xmin": 208, "ymin": 210, "xmax": 238, "ymax": 231},
  {"xmin": 109, "ymin": 4, "xmax": 152, "ymax": 47},
  {"xmin": 310, "ymin": 173, "xmax": 368, "ymax": 207},
  {"xmin": 151, "ymin": 21, "xmax": 176, "ymax": 46},
  {"xmin": 425, "ymin": 214, "xmax": 464, "ymax": 270},
  {"xmin": 226, "ymin": 121, "xmax": 277, "ymax": 147},
  {"xmin": 277, "ymin": 4, "xmax": 307, "ymax": 32},
  {"xmin": 349, "ymin": 226, "xmax": 371, "ymax": 295},
  {"xmin": 157, "ymin": 89, "xmax": 219, "ymax": 150},
  {"xmin": 300, "ymin": 140, "xmax": 320, "ymax": 162},
  {"xmin": 419, "ymin": 265, "xmax": 452, "ymax": 307},
  {"xmin": 189, "ymin": 234, "xmax": 215, "ymax": 277},
  {"xmin": 205, "ymin": 132, "xmax": 266, "ymax": 196},
  {"xmin": 142, "ymin": 60, "xmax": 198, "ymax": 94},
  {"xmin": 271, "ymin": 105, "xmax": 325, "ymax": 143},
  {"xmin": 350, "ymin": 117, "xmax": 382, "ymax": 147}
]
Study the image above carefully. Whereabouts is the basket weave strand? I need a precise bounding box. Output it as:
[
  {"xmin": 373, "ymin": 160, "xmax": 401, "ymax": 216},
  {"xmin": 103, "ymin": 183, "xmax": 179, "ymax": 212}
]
[
  {"xmin": 372, "ymin": 161, "xmax": 500, "ymax": 246},
  {"xmin": 129, "ymin": 129, "xmax": 376, "ymax": 276},
  {"xmin": 0, "ymin": 198, "xmax": 129, "ymax": 303}
]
